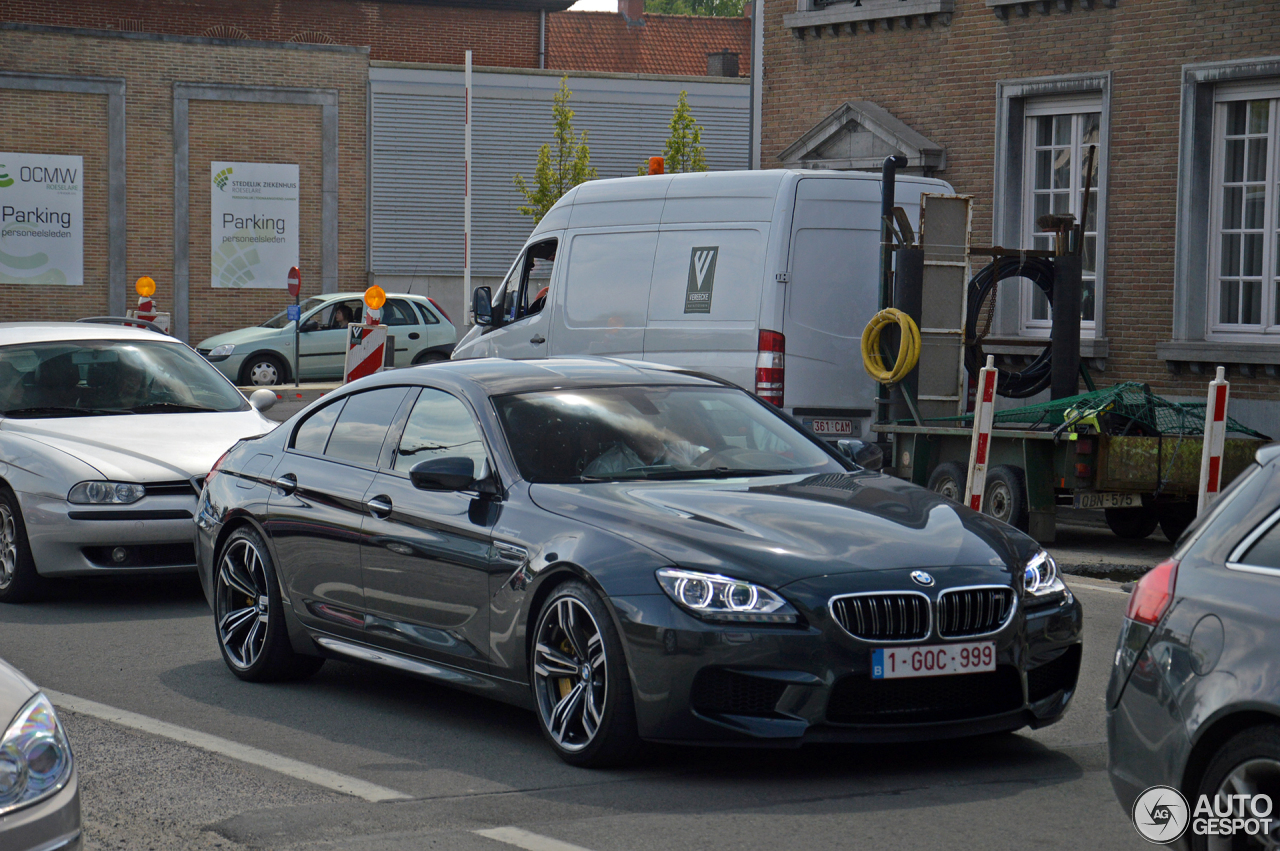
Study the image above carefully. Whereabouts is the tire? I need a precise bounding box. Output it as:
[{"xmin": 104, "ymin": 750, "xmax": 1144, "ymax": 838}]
[
  {"xmin": 412, "ymin": 351, "xmax": 449, "ymax": 366},
  {"xmin": 530, "ymin": 580, "xmax": 639, "ymax": 767},
  {"xmin": 1105, "ymin": 505, "xmax": 1159, "ymax": 539},
  {"xmin": 984, "ymin": 465, "xmax": 1029, "ymax": 531},
  {"xmin": 213, "ymin": 526, "xmax": 324, "ymax": 682},
  {"xmin": 0, "ymin": 487, "xmax": 45, "ymax": 604},
  {"xmin": 1159, "ymin": 502, "xmax": 1198, "ymax": 544},
  {"xmin": 240, "ymin": 354, "xmax": 286, "ymax": 388},
  {"xmin": 1192, "ymin": 725, "xmax": 1280, "ymax": 851},
  {"xmin": 927, "ymin": 461, "xmax": 968, "ymax": 505}
]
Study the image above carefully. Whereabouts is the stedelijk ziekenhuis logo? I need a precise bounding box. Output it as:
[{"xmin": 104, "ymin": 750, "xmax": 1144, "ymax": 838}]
[
  {"xmin": 213, "ymin": 166, "xmax": 233, "ymax": 192},
  {"xmin": 0, "ymin": 165, "xmax": 12, "ymax": 188}
]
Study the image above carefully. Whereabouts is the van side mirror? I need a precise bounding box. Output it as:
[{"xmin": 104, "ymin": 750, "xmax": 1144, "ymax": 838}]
[
  {"xmin": 472, "ymin": 286, "xmax": 494, "ymax": 327},
  {"xmin": 410, "ymin": 457, "xmax": 475, "ymax": 491},
  {"xmin": 836, "ymin": 439, "xmax": 883, "ymax": 471}
]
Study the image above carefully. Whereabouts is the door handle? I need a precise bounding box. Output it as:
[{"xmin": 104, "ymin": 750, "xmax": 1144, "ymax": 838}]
[
  {"xmin": 366, "ymin": 495, "xmax": 393, "ymax": 518},
  {"xmin": 530, "ymin": 335, "xmax": 546, "ymax": 345},
  {"xmin": 274, "ymin": 473, "xmax": 298, "ymax": 496},
  {"xmin": 408, "ymin": 332, "xmax": 420, "ymax": 340}
]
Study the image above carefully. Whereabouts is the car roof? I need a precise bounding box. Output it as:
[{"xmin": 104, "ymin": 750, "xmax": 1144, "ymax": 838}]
[
  {"xmin": 311, "ymin": 292, "xmax": 428, "ymax": 303},
  {"xmin": 0, "ymin": 322, "xmax": 180, "ymax": 346},
  {"xmin": 355, "ymin": 356, "xmax": 730, "ymax": 397}
]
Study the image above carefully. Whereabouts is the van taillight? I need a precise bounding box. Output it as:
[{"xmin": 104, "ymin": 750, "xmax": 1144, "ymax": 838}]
[
  {"xmin": 756, "ymin": 330, "xmax": 785, "ymax": 406},
  {"xmin": 1126, "ymin": 558, "xmax": 1178, "ymax": 626}
]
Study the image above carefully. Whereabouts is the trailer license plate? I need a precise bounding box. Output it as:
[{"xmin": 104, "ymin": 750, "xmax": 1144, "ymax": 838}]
[
  {"xmin": 810, "ymin": 418, "xmax": 853, "ymax": 436},
  {"xmin": 873, "ymin": 642, "xmax": 996, "ymax": 679},
  {"xmin": 1074, "ymin": 492, "xmax": 1141, "ymax": 510}
]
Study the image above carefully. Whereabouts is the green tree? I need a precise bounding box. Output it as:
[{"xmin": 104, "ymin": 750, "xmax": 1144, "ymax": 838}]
[
  {"xmin": 638, "ymin": 90, "xmax": 708, "ymax": 175},
  {"xmin": 514, "ymin": 77, "xmax": 598, "ymax": 223},
  {"xmin": 646, "ymin": 0, "xmax": 744, "ymax": 16}
]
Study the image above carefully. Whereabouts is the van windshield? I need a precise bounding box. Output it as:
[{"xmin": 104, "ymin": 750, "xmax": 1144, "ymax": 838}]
[{"xmin": 494, "ymin": 385, "xmax": 842, "ymax": 483}]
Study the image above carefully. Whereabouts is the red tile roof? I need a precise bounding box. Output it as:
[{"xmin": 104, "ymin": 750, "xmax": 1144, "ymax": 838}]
[{"xmin": 547, "ymin": 10, "xmax": 750, "ymax": 77}]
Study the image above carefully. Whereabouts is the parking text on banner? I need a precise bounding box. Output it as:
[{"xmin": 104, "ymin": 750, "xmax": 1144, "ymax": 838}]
[
  {"xmin": 210, "ymin": 162, "xmax": 299, "ymax": 288},
  {"xmin": 0, "ymin": 153, "xmax": 84, "ymax": 286}
]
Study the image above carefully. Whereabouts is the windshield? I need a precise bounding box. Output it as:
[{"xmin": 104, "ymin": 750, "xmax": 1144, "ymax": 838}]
[
  {"xmin": 494, "ymin": 385, "xmax": 843, "ymax": 483},
  {"xmin": 261, "ymin": 296, "xmax": 326, "ymax": 328},
  {"xmin": 0, "ymin": 340, "xmax": 248, "ymax": 417}
]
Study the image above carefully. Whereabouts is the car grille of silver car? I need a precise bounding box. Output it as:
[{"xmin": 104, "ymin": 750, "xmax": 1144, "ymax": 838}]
[
  {"xmin": 145, "ymin": 480, "xmax": 201, "ymax": 498},
  {"xmin": 831, "ymin": 593, "xmax": 931, "ymax": 642},
  {"xmin": 936, "ymin": 586, "xmax": 1016, "ymax": 639}
]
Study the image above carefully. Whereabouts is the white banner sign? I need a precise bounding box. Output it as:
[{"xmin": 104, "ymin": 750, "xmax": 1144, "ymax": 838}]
[
  {"xmin": 0, "ymin": 153, "xmax": 84, "ymax": 286},
  {"xmin": 210, "ymin": 161, "xmax": 299, "ymax": 288}
]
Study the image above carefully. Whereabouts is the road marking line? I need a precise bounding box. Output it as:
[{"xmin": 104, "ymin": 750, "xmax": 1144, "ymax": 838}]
[
  {"xmin": 1066, "ymin": 578, "xmax": 1130, "ymax": 596},
  {"xmin": 474, "ymin": 827, "xmax": 597, "ymax": 851},
  {"xmin": 45, "ymin": 689, "xmax": 411, "ymax": 803}
]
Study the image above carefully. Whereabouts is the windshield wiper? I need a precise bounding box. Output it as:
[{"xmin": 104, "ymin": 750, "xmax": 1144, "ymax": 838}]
[
  {"xmin": 2, "ymin": 406, "xmax": 135, "ymax": 418},
  {"xmin": 575, "ymin": 467, "xmax": 794, "ymax": 483},
  {"xmin": 129, "ymin": 402, "xmax": 221, "ymax": 414}
]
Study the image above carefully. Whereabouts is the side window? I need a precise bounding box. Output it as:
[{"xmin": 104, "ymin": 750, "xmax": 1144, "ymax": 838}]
[
  {"xmin": 292, "ymin": 397, "xmax": 347, "ymax": 454},
  {"xmin": 383, "ymin": 299, "xmax": 416, "ymax": 326},
  {"xmin": 1239, "ymin": 514, "xmax": 1280, "ymax": 569},
  {"xmin": 315, "ymin": 299, "xmax": 364, "ymax": 330},
  {"xmin": 324, "ymin": 387, "xmax": 410, "ymax": 466},
  {"xmin": 414, "ymin": 302, "xmax": 440, "ymax": 325},
  {"xmin": 520, "ymin": 239, "xmax": 558, "ymax": 318},
  {"xmin": 393, "ymin": 388, "xmax": 489, "ymax": 475}
]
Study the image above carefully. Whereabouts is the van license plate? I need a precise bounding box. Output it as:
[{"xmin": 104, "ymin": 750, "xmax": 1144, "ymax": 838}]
[
  {"xmin": 810, "ymin": 418, "xmax": 853, "ymax": 436},
  {"xmin": 872, "ymin": 641, "xmax": 996, "ymax": 679},
  {"xmin": 1074, "ymin": 492, "xmax": 1140, "ymax": 510}
]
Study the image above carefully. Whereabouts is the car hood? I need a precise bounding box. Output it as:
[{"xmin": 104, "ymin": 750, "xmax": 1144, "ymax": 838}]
[
  {"xmin": 198, "ymin": 325, "xmax": 283, "ymax": 349},
  {"xmin": 1, "ymin": 410, "xmax": 275, "ymax": 482},
  {"xmin": 529, "ymin": 471, "xmax": 1036, "ymax": 588},
  {"xmin": 0, "ymin": 657, "xmax": 38, "ymax": 727}
]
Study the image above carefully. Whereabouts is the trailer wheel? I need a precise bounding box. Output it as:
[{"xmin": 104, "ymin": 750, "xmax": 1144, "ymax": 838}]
[
  {"xmin": 927, "ymin": 462, "xmax": 967, "ymax": 504},
  {"xmin": 1158, "ymin": 502, "xmax": 1197, "ymax": 544},
  {"xmin": 1104, "ymin": 506, "xmax": 1159, "ymax": 539},
  {"xmin": 984, "ymin": 466, "xmax": 1029, "ymax": 531}
]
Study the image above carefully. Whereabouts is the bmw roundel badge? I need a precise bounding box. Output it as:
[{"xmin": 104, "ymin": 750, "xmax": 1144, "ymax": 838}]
[{"xmin": 910, "ymin": 571, "xmax": 935, "ymax": 587}]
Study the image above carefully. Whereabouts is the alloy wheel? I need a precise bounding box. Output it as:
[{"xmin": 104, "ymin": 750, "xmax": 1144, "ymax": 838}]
[
  {"xmin": 533, "ymin": 597, "xmax": 608, "ymax": 753},
  {"xmin": 0, "ymin": 503, "xmax": 16, "ymax": 591},
  {"xmin": 248, "ymin": 360, "xmax": 280, "ymax": 386},
  {"xmin": 1209, "ymin": 758, "xmax": 1280, "ymax": 851},
  {"xmin": 216, "ymin": 538, "xmax": 271, "ymax": 670}
]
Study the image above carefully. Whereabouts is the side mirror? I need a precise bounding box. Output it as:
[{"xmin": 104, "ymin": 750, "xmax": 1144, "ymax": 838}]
[
  {"xmin": 410, "ymin": 457, "xmax": 475, "ymax": 491},
  {"xmin": 299, "ymin": 319, "xmax": 319, "ymax": 332},
  {"xmin": 248, "ymin": 388, "xmax": 277, "ymax": 413},
  {"xmin": 837, "ymin": 439, "xmax": 883, "ymax": 471},
  {"xmin": 472, "ymin": 286, "xmax": 494, "ymax": 327}
]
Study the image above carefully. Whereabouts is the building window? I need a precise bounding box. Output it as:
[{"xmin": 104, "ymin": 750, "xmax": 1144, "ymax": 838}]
[
  {"xmin": 1210, "ymin": 89, "xmax": 1280, "ymax": 335},
  {"xmin": 1022, "ymin": 101, "xmax": 1102, "ymax": 333}
]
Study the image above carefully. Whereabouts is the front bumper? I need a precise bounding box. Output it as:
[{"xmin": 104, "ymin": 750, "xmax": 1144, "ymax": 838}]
[
  {"xmin": 611, "ymin": 569, "xmax": 1083, "ymax": 745},
  {"xmin": 17, "ymin": 490, "xmax": 199, "ymax": 577},
  {"xmin": 0, "ymin": 766, "xmax": 81, "ymax": 851}
]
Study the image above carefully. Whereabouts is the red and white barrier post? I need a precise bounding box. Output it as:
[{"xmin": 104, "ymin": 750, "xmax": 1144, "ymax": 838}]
[
  {"xmin": 965, "ymin": 355, "xmax": 999, "ymax": 512},
  {"xmin": 463, "ymin": 48, "xmax": 472, "ymax": 327},
  {"xmin": 1197, "ymin": 365, "xmax": 1230, "ymax": 515}
]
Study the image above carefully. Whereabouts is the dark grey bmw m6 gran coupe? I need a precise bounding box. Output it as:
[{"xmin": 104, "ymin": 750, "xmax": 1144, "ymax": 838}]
[{"xmin": 195, "ymin": 357, "xmax": 1083, "ymax": 766}]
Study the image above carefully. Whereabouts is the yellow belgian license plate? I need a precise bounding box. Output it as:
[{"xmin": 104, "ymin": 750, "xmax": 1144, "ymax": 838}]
[{"xmin": 872, "ymin": 641, "xmax": 996, "ymax": 679}]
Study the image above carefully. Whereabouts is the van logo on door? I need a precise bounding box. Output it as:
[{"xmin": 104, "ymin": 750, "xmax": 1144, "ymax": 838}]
[{"xmin": 684, "ymin": 246, "xmax": 718, "ymax": 314}]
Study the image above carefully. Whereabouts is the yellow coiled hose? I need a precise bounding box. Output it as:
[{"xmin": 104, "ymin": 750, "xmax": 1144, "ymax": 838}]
[{"xmin": 861, "ymin": 308, "xmax": 921, "ymax": 385}]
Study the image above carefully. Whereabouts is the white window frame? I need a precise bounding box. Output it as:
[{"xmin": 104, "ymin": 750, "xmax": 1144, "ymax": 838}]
[
  {"xmin": 1020, "ymin": 95, "xmax": 1104, "ymax": 337},
  {"xmin": 1207, "ymin": 79, "xmax": 1280, "ymax": 341}
]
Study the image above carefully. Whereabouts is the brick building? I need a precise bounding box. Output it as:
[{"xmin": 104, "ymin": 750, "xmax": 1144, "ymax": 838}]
[{"xmin": 761, "ymin": 0, "xmax": 1280, "ymax": 429}]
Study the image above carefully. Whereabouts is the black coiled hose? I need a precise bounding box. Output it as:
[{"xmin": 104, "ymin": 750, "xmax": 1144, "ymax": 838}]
[{"xmin": 964, "ymin": 255, "xmax": 1056, "ymax": 398}]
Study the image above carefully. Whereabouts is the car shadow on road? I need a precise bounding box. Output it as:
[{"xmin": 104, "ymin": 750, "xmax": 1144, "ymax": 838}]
[{"xmin": 0, "ymin": 573, "xmax": 208, "ymax": 625}]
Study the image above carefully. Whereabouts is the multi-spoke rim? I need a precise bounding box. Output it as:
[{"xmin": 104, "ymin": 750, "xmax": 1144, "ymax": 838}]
[
  {"xmin": 1209, "ymin": 758, "xmax": 1280, "ymax": 851},
  {"xmin": 0, "ymin": 503, "xmax": 16, "ymax": 591},
  {"xmin": 532, "ymin": 596, "xmax": 607, "ymax": 753},
  {"xmin": 215, "ymin": 538, "xmax": 271, "ymax": 670}
]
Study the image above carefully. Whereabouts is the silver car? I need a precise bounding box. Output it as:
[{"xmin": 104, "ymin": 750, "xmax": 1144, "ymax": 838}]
[
  {"xmin": 0, "ymin": 656, "xmax": 80, "ymax": 851},
  {"xmin": 0, "ymin": 322, "xmax": 276, "ymax": 603}
]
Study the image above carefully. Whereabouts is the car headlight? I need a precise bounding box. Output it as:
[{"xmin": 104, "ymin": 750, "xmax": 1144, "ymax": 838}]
[
  {"xmin": 68, "ymin": 481, "xmax": 146, "ymax": 505},
  {"xmin": 1023, "ymin": 549, "xmax": 1066, "ymax": 598},
  {"xmin": 208, "ymin": 344, "xmax": 235, "ymax": 357},
  {"xmin": 0, "ymin": 693, "xmax": 74, "ymax": 816},
  {"xmin": 656, "ymin": 568, "xmax": 798, "ymax": 623}
]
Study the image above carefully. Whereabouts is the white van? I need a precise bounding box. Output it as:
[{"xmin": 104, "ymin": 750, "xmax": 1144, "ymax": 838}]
[{"xmin": 452, "ymin": 169, "xmax": 953, "ymax": 438}]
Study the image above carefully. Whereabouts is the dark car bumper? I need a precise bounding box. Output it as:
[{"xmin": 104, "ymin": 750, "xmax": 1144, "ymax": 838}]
[{"xmin": 611, "ymin": 573, "xmax": 1083, "ymax": 745}]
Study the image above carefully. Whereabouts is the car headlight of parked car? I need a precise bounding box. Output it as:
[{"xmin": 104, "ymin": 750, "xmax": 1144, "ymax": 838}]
[
  {"xmin": 208, "ymin": 344, "xmax": 235, "ymax": 357},
  {"xmin": 0, "ymin": 693, "xmax": 74, "ymax": 815},
  {"xmin": 1023, "ymin": 550, "xmax": 1067, "ymax": 599},
  {"xmin": 67, "ymin": 481, "xmax": 146, "ymax": 505},
  {"xmin": 656, "ymin": 568, "xmax": 799, "ymax": 624}
]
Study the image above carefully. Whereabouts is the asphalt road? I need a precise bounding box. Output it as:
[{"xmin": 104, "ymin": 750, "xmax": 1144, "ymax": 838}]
[{"xmin": 0, "ymin": 576, "xmax": 1145, "ymax": 851}]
